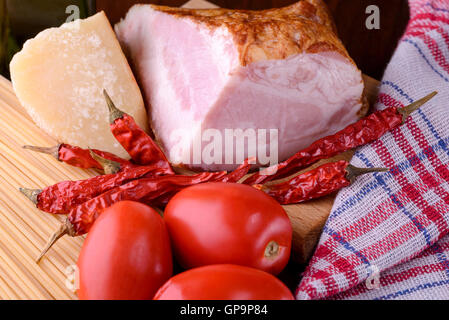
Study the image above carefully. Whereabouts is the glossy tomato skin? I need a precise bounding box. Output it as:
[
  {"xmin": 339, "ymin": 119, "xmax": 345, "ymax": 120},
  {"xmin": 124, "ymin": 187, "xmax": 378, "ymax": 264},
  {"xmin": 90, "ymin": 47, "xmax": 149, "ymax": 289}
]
[
  {"xmin": 164, "ymin": 183, "xmax": 292, "ymax": 275},
  {"xmin": 154, "ymin": 264, "xmax": 294, "ymax": 300},
  {"xmin": 77, "ymin": 201, "xmax": 173, "ymax": 300}
]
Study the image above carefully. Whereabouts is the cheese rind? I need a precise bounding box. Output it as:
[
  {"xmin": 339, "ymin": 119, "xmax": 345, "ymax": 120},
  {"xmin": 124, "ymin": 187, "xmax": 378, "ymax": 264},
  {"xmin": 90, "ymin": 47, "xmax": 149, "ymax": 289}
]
[{"xmin": 10, "ymin": 12, "xmax": 148, "ymax": 159}]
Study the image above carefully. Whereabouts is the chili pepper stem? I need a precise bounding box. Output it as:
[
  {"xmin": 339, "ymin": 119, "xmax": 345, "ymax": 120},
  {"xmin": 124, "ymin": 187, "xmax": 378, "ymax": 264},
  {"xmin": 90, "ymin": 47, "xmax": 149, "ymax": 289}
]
[
  {"xmin": 103, "ymin": 89, "xmax": 125, "ymax": 124},
  {"xmin": 89, "ymin": 149, "xmax": 121, "ymax": 175},
  {"xmin": 346, "ymin": 165, "xmax": 388, "ymax": 183},
  {"xmin": 398, "ymin": 91, "xmax": 438, "ymax": 122},
  {"xmin": 23, "ymin": 144, "xmax": 61, "ymax": 161},
  {"xmin": 36, "ymin": 219, "xmax": 75, "ymax": 263},
  {"xmin": 19, "ymin": 187, "xmax": 41, "ymax": 204}
]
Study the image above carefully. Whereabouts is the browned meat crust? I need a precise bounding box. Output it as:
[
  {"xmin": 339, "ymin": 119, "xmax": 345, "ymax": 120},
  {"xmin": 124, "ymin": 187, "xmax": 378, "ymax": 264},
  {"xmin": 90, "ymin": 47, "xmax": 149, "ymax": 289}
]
[{"xmin": 147, "ymin": 0, "xmax": 353, "ymax": 67}]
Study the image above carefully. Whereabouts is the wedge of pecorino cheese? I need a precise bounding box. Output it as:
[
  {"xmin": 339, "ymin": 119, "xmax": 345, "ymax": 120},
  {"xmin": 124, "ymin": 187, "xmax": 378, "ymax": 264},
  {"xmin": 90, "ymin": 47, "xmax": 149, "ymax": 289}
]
[
  {"xmin": 10, "ymin": 12, "xmax": 148, "ymax": 159},
  {"xmin": 116, "ymin": 0, "xmax": 368, "ymax": 171}
]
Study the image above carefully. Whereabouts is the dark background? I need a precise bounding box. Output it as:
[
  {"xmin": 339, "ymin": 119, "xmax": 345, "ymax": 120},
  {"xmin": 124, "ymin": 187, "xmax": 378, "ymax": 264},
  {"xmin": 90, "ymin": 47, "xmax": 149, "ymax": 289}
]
[{"xmin": 2, "ymin": 0, "xmax": 409, "ymax": 80}]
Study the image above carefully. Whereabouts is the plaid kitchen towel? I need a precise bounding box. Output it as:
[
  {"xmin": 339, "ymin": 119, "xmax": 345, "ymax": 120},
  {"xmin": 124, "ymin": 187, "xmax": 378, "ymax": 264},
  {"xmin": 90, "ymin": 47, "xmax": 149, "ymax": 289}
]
[
  {"xmin": 329, "ymin": 233, "xmax": 449, "ymax": 299},
  {"xmin": 296, "ymin": 0, "xmax": 449, "ymax": 300}
]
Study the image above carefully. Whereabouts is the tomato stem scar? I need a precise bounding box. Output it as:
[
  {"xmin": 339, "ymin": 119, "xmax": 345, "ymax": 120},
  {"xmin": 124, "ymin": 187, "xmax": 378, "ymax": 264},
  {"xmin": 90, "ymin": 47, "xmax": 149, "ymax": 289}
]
[{"xmin": 264, "ymin": 241, "xmax": 280, "ymax": 259}]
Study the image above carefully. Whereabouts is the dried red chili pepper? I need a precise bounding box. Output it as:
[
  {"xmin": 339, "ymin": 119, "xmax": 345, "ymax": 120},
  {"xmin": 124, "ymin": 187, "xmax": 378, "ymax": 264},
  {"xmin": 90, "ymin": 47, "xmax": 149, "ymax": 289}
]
[
  {"xmin": 150, "ymin": 158, "xmax": 254, "ymax": 207},
  {"xmin": 255, "ymin": 160, "xmax": 387, "ymax": 205},
  {"xmin": 244, "ymin": 91, "xmax": 437, "ymax": 185},
  {"xmin": 19, "ymin": 160, "xmax": 165, "ymax": 215},
  {"xmin": 215, "ymin": 157, "xmax": 254, "ymax": 183},
  {"xmin": 36, "ymin": 171, "xmax": 227, "ymax": 262},
  {"xmin": 104, "ymin": 90, "xmax": 174, "ymax": 175},
  {"xmin": 23, "ymin": 143, "xmax": 132, "ymax": 173}
]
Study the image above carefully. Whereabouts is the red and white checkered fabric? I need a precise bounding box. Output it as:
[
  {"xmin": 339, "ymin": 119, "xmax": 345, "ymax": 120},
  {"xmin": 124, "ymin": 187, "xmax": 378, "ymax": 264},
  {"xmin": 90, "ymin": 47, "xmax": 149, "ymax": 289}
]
[{"xmin": 296, "ymin": 0, "xmax": 449, "ymax": 300}]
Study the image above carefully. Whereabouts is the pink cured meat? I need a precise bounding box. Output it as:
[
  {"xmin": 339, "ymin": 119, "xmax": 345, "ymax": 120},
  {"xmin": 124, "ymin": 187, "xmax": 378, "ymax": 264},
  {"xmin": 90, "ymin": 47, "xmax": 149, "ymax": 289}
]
[{"xmin": 115, "ymin": 0, "xmax": 368, "ymax": 171}]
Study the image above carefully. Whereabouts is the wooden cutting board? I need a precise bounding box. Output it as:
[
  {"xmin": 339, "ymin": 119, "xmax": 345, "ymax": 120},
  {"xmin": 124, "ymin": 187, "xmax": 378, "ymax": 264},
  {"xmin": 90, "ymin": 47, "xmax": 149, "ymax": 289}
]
[{"xmin": 0, "ymin": 0, "xmax": 379, "ymax": 299}]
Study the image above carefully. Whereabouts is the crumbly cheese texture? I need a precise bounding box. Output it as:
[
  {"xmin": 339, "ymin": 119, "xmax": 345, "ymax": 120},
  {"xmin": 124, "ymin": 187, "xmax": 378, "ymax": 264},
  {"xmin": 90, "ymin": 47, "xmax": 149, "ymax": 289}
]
[{"xmin": 10, "ymin": 12, "xmax": 148, "ymax": 159}]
